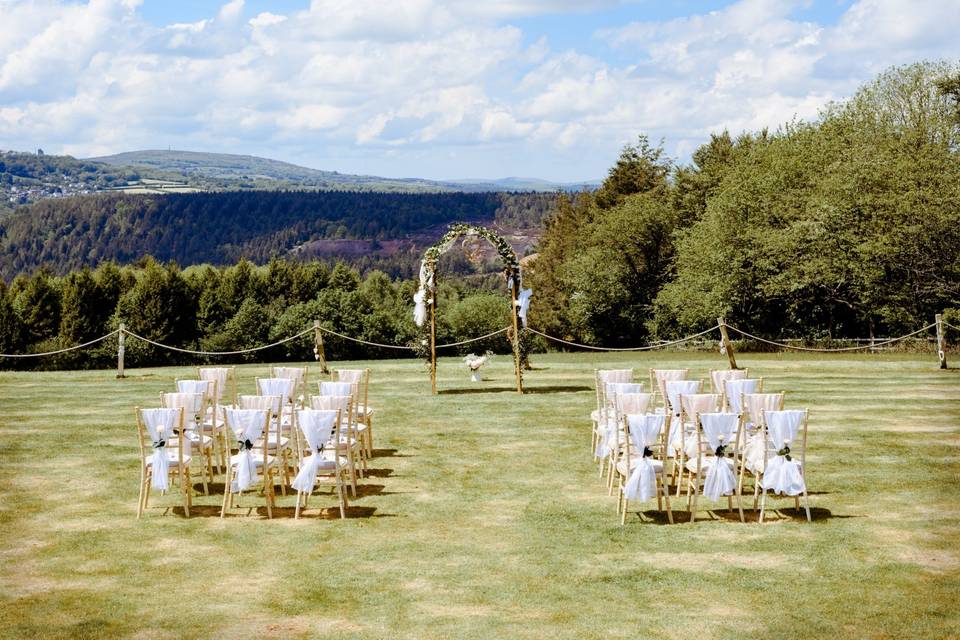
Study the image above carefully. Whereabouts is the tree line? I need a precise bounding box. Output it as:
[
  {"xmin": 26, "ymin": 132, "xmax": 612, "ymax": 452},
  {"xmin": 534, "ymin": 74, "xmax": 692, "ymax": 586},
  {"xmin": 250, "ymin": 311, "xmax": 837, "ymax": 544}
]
[
  {"xmin": 528, "ymin": 61, "xmax": 960, "ymax": 344},
  {"xmin": 0, "ymin": 256, "xmax": 531, "ymax": 369}
]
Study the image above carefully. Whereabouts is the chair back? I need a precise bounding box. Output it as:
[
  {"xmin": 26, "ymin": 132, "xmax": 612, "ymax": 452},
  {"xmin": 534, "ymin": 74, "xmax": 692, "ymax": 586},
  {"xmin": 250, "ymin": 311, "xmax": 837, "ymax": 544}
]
[
  {"xmin": 257, "ymin": 377, "xmax": 296, "ymax": 407},
  {"xmin": 199, "ymin": 367, "xmax": 235, "ymax": 403},
  {"xmin": 725, "ymin": 378, "xmax": 762, "ymax": 413},
  {"xmin": 743, "ymin": 392, "xmax": 785, "ymax": 426},
  {"xmin": 664, "ymin": 379, "xmax": 701, "ymax": 416},
  {"xmin": 650, "ymin": 368, "xmax": 689, "ymax": 401},
  {"xmin": 595, "ymin": 369, "xmax": 633, "ymax": 413},
  {"xmin": 615, "ymin": 392, "xmax": 654, "ymax": 417},
  {"xmin": 710, "ymin": 368, "xmax": 748, "ymax": 394},
  {"xmin": 136, "ymin": 407, "xmax": 184, "ymax": 491},
  {"xmin": 272, "ymin": 366, "xmax": 307, "ymax": 397},
  {"xmin": 223, "ymin": 408, "xmax": 269, "ymax": 493},
  {"xmin": 311, "ymin": 395, "xmax": 354, "ymax": 437},
  {"xmin": 759, "ymin": 409, "xmax": 809, "ymax": 496},
  {"xmin": 160, "ymin": 392, "xmax": 204, "ymax": 430}
]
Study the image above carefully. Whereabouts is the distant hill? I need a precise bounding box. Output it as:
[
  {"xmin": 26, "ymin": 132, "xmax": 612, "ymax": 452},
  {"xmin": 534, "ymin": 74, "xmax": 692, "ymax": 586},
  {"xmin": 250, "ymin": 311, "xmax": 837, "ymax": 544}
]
[{"xmin": 89, "ymin": 149, "xmax": 599, "ymax": 193}]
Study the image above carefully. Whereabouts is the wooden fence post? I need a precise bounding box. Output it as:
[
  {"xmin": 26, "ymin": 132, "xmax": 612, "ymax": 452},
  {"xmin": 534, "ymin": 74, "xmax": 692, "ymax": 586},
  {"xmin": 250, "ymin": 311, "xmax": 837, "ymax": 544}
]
[
  {"xmin": 314, "ymin": 319, "xmax": 329, "ymax": 375},
  {"xmin": 936, "ymin": 314, "xmax": 948, "ymax": 369},
  {"xmin": 116, "ymin": 323, "xmax": 126, "ymax": 379},
  {"xmin": 430, "ymin": 297, "xmax": 437, "ymax": 394},
  {"xmin": 717, "ymin": 317, "xmax": 739, "ymax": 370}
]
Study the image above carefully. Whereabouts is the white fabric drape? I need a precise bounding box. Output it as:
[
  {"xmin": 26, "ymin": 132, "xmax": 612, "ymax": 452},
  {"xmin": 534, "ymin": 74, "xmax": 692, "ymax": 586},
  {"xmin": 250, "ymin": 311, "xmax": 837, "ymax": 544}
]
[
  {"xmin": 257, "ymin": 378, "xmax": 294, "ymax": 405},
  {"xmin": 623, "ymin": 414, "xmax": 665, "ymax": 502},
  {"xmin": 413, "ymin": 261, "xmax": 433, "ymax": 327},
  {"xmin": 699, "ymin": 413, "xmax": 738, "ymax": 501},
  {"xmin": 226, "ymin": 409, "xmax": 266, "ymax": 493},
  {"xmin": 725, "ymin": 378, "xmax": 761, "ymax": 414},
  {"xmin": 142, "ymin": 408, "xmax": 179, "ymax": 491},
  {"xmin": 177, "ymin": 379, "xmax": 210, "ymax": 397},
  {"xmin": 761, "ymin": 410, "xmax": 806, "ymax": 496},
  {"xmin": 199, "ymin": 368, "xmax": 228, "ymax": 401},
  {"xmin": 710, "ymin": 369, "xmax": 746, "ymax": 395},
  {"xmin": 320, "ymin": 381, "xmax": 352, "ymax": 397},
  {"xmin": 291, "ymin": 410, "xmax": 339, "ymax": 494},
  {"xmin": 665, "ymin": 380, "xmax": 700, "ymax": 416},
  {"xmin": 517, "ymin": 288, "xmax": 533, "ymax": 328}
]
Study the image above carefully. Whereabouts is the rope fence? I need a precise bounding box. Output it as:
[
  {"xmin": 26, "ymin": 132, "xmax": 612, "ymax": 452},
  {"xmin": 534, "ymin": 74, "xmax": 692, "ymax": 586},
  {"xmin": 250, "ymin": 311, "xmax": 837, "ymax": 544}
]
[
  {"xmin": 526, "ymin": 325, "xmax": 720, "ymax": 352},
  {"xmin": 0, "ymin": 316, "xmax": 955, "ymax": 372},
  {"xmin": 722, "ymin": 323, "xmax": 938, "ymax": 353}
]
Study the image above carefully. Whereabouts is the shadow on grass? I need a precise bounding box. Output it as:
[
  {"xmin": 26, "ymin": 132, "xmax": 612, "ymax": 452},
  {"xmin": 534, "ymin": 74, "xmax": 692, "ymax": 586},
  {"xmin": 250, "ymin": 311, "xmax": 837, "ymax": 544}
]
[
  {"xmin": 168, "ymin": 504, "xmax": 395, "ymax": 519},
  {"xmin": 438, "ymin": 385, "xmax": 591, "ymax": 395},
  {"xmin": 626, "ymin": 506, "xmax": 854, "ymax": 525},
  {"xmin": 362, "ymin": 467, "xmax": 394, "ymax": 478}
]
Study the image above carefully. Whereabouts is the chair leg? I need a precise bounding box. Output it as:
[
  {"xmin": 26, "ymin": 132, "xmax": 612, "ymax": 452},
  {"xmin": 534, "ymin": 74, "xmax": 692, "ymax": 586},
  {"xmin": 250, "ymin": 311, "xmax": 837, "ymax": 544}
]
[
  {"xmin": 137, "ymin": 468, "xmax": 147, "ymax": 518},
  {"xmin": 759, "ymin": 487, "xmax": 767, "ymax": 523},
  {"xmin": 621, "ymin": 496, "xmax": 628, "ymax": 526},
  {"xmin": 183, "ymin": 465, "xmax": 192, "ymax": 517},
  {"xmin": 337, "ymin": 474, "xmax": 347, "ymax": 519},
  {"xmin": 689, "ymin": 484, "xmax": 699, "ymax": 524},
  {"xmin": 221, "ymin": 465, "xmax": 232, "ymax": 518},
  {"xmin": 347, "ymin": 455, "xmax": 358, "ymax": 497},
  {"xmin": 662, "ymin": 477, "xmax": 674, "ymax": 525},
  {"xmin": 802, "ymin": 488, "xmax": 811, "ymax": 522},
  {"xmin": 295, "ymin": 490, "xmax": 304, "ymax": 519},
  {"xmin": 265, "ymin": 471, "xmax": 274, "ymax": 519}
]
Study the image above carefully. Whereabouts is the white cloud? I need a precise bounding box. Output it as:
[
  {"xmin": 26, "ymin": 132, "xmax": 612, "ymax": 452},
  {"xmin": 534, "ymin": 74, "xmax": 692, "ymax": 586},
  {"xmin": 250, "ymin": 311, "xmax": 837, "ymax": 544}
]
[{"xmin": 0, "ymin": 0, "xmax": 958, "ymax": 180}]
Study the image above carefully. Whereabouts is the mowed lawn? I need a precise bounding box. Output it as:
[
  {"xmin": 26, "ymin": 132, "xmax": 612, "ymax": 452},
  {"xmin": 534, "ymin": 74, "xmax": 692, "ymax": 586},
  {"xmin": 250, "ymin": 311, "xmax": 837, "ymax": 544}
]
[{"xmin": 0, "ymin": 352, "xmax": 958, "ymax": 639}]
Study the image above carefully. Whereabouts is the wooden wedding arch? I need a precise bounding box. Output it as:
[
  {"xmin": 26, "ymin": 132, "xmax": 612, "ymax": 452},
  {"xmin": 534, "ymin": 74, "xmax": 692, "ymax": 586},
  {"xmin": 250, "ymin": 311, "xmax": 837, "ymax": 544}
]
[{"xmin": 414, "ymin": 223, "xmax": 525, "ymax": 394}]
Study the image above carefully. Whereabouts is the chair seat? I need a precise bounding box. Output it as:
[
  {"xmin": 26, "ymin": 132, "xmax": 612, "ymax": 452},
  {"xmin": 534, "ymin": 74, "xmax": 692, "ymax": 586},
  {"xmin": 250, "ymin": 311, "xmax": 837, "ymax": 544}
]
[
  {"xmin": 254, "ymin": 434, "xmax": 290, "ymax": 450},
  {"xmin": 616, "ymin": 458, "xmax": 663, "ymax": 477},
  {"xmin": 168, "ymin": 432, "xmax": 213, "ymax": 450},
  {"xmin": 300, "ymin": 450, "xmax": 350, "ymax": 471},
  {"xmin": 146, "ymin": 452, "xmax": 192, "ymax": 467},
  {"xmin": 357, "ymin": 404, "xmax": 375, "ymax": 417},
  {"xmin": 684, "ymin": 456, "xmax": 734, "ymax": 474},
  {"xmin": 229, "ymin": 452, "xmax": 275, "ymax": 468}
]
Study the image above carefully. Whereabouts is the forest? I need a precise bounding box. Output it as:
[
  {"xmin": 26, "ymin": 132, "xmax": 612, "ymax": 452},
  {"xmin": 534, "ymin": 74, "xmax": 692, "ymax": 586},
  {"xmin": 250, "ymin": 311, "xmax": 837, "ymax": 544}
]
[
  {"xmin": 0, "ymin": 190, "xmax": 552, "ymax": 279},
  {"xmin": 1, "ymin": 61, "xmax": 958, "ymax": 369}
]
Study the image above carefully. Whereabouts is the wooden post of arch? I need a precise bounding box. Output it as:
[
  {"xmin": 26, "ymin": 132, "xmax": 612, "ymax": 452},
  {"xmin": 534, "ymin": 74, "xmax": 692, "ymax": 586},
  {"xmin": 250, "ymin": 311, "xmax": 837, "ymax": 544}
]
[
  {"xmin": 510, "ymin": 277, "xmax": 523, "ymax": 394},
  {"xmin": 429, "ymin": 260, "xmax": 438, "ymax": 394}
]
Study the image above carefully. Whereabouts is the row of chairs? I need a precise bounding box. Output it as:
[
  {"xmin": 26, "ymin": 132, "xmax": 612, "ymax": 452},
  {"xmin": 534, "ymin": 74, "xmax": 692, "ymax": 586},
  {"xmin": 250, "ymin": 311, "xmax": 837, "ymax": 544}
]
[
  {"xmin": 591, "ymin": 368, "xmax": 811, "ymax": 524},
  {"xmin": 134, "ymin": 366, "xmax": 376, "ymax": 519}
]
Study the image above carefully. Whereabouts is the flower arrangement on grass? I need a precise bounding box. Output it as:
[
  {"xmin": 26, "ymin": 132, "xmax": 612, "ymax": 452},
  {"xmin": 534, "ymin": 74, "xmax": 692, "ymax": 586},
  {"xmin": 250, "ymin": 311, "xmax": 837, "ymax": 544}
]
[{"xmin": 463, "ymin": 351, "xmax": 493, "ymax": 381}]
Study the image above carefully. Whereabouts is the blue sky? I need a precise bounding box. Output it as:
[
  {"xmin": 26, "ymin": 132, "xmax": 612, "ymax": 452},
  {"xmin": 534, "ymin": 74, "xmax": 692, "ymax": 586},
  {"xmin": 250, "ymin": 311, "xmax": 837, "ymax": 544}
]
[{"xmin": 0, "ymin": 0, "xmax": 957, "ymax": 181}]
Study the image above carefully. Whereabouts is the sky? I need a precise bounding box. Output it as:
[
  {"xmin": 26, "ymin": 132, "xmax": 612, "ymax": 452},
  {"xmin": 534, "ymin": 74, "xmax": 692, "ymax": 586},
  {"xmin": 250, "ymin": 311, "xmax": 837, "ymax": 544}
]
[{"xmin": 1, "ymin": 0, "xmax": 959, "ymax": 182}]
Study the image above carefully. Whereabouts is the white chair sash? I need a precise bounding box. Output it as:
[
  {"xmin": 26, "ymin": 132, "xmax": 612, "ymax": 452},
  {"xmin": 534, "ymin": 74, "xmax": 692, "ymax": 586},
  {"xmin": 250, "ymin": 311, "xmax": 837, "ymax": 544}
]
[
  {"xmin": 226, "ymin": 409, "xmax": 266, "ymax": 492},
  {"xmin": 711, "ymin": 368, "xmax": 746, "ymax": 393},
  {"xmin": 320, "ymin": 382, "xmax": 352, "ymax": 397},
  {"xmin": 606, "ymin": 382, "xmax": 643, "ymax": 402},
  {"xmin": 624, "ymin": 414, "xmax": 665, "ymax": 502},
  {"xmin": 258, "ymin": 378, "xmax": 294, "ymax": 405},
  {"xmin": 699, "ymin": 413, "xmax": 738, "ymax": 501},
  {"xmin": 291, "ymin": 410, "xmax": 339, "ymax": 494},
  {"xmin": 761, "ymin": 410, "xmax": 806, "ymax": 496},
  {"xmin": 336, "ymin": 369, "xmax": 364, "ymax": 383},
  {"xmin": 142, "ymin": 408, "xmax": 179, "ymax": 491},
  {"xmin": 199, "ymin": 368, "xmax": 229, "ymax": 401},
  {"xmin": 598, "ymin": 369, "xmax": 632, "ymax": 385},
  {"xmin": 725, "ymin": 379, "xmax": 761, "ymax": 413},
  {"xmin": 176, "ymin": 379, "xmax": 210, "ymax": 397},
  {"xmin": 665, "ymin": 380, "xmax": 700, "ymax": 416}
]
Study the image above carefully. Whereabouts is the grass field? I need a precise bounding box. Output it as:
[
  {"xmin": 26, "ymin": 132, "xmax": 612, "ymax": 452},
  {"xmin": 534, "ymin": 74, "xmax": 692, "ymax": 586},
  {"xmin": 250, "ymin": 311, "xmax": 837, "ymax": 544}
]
[{"xmin": 1, "ymin": 352, "xmax": 958, "ymax": 639}]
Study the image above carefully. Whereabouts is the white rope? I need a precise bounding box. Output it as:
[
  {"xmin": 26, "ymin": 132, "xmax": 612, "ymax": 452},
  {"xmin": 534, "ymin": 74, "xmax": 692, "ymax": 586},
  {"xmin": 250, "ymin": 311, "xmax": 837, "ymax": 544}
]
[
  {"xmin": 723, "ymin": 323, "xmax": 936, "ymax": 352},
  {"xmin": 0, "ymin": 329, "xmax": 120, "ymax": 358},
  {"xmin": 316, "ymin": 326, "xmax": 414, "ymax": 350},
  {"xmin": 526, "ymin": 325, "xmax": 720, "ymax": 351},
  {"xmin": 943, "ymin": 321, "xmax": 960, "ymax": 332},
  {"xmin": 436, "ymin": 327, "xmax": 509, "ymax": 348},
  {"xmin": 122, "ymin": 327, "xmax": 314, "ymax": 355}
]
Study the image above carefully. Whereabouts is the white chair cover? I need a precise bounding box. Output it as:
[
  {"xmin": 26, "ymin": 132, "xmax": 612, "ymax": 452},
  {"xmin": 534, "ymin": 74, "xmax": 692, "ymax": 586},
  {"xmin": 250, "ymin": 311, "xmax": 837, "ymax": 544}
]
[
  {"xmin": 598, "ymin": 369, "xmax": 632, "ymax": 385},
  {"xmin": 199, "ymin": 368, "xmax": 229, "ymax": 401},
  {"xmin": 711, "ymin": 368, "xmax": 746, "ymax": 394},
  {"xmin": 623, "ymin": 414, "xmax": 665, "ymax": 502},
  {"xmin": 177, "ymin": 379, "xmax": 210, "ymax": 397},
  {"xmin": 725, "ymin": 378, "xmax": 761, "ymax": 414},
  {"xmin": 605, "ymin": 382, "xmax": 643, "ymax": 401},
  {"xmin": 257, "ymin": 378, "xmax": 294, "ymax": 405},
  {"xmin": 699, "ymin": 413, "xmax": 739, "ymax": 501},
  {"xmin": 142, "ymin": 408, "xmax": 180, "ymax": 491},
  {"xmin": 291, "ymin": 410, "xmax": 339, "ymax": 494},
  {"xmin": 665, "ymin": 380, "xmax": 700, "ymax": 416},
  {"xmin": 336, "ymin": 369, "xmax": 364, "ymax": 383},
  {"xmin": 320, "ymin": 381, "xmax": 353, "ymax": 397},
  {"xmin": 226, "ymin": 409, "xmax": 266, "ymax": 493},
  {"xmin": 761, "ymin": 410, "xmax": 806, "ymax": 496}
]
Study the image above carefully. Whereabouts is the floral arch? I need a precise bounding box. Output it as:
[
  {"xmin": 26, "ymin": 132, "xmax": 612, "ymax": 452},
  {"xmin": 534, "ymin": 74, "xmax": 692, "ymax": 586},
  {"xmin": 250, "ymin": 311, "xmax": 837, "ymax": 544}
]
[{"xmin": 413, "ymin": 223, "xmax": 531, "ymax": 394}]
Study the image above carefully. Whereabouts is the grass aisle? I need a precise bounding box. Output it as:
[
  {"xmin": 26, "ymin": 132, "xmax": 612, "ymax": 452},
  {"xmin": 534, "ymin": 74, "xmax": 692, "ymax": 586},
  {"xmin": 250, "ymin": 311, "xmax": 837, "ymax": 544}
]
[{"xmin": 1, "ymin": 353, "xmax": 958, "ymax": 639}]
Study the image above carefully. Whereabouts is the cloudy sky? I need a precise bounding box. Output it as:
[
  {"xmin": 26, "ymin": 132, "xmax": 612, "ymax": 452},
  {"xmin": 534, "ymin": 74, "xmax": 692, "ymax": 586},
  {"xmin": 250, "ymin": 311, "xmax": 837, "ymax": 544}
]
[{"xmin": 1, "ymin": 0, "xmax": 958, "ymax": 181}]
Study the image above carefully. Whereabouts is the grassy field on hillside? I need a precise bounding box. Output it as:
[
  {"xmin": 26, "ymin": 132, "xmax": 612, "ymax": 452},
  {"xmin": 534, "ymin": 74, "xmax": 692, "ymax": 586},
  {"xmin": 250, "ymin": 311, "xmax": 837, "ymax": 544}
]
[{"xmin": 0, "ymin": 352, "xmax": 958, "ymax": 639}]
